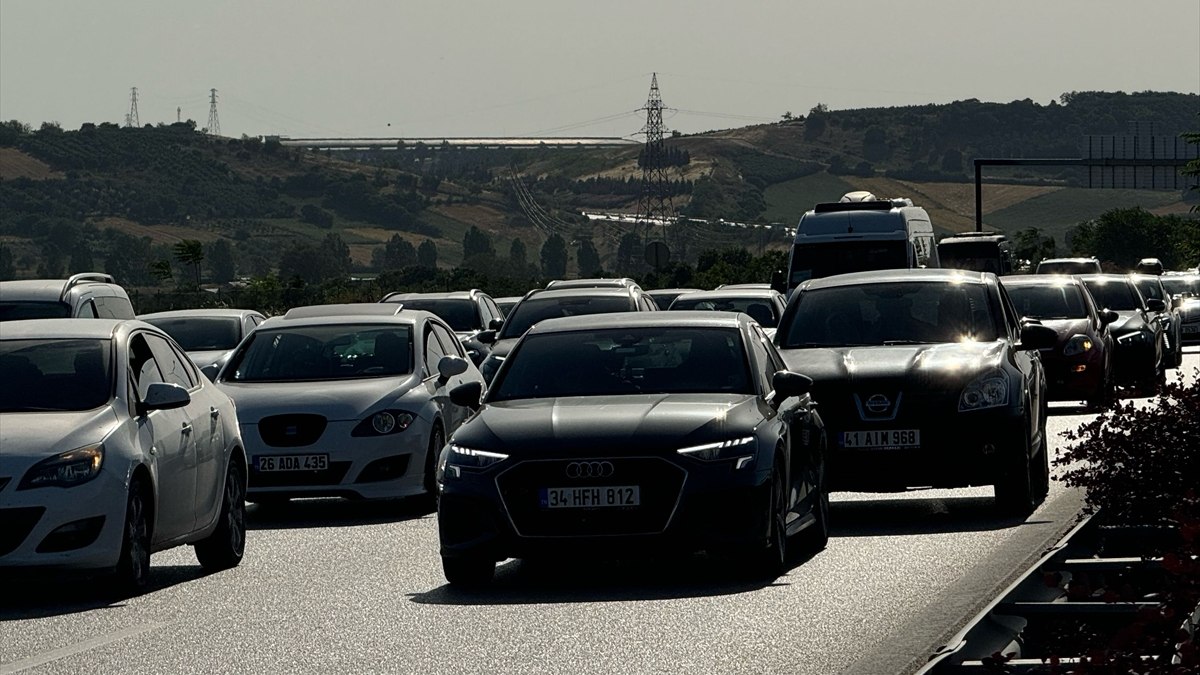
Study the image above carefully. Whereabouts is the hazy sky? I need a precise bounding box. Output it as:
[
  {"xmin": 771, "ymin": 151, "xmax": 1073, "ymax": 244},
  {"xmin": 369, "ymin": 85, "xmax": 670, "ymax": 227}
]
[{"xmin": 2, "ymin": 0, "xmax": 1197, "ymax": 139}]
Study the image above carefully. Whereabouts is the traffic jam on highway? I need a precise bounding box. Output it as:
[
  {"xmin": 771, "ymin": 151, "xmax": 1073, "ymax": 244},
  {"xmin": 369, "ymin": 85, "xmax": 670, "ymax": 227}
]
[{"xmin": 2, "ymin": 192, "xmax": 1198, "ymax": 648}]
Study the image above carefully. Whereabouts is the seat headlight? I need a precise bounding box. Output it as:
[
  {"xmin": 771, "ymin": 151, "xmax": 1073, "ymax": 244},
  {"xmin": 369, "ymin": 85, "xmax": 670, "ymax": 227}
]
[
  {"xmin": 442, "ymin": 444, "xmax": 508, "ymax": 479},
  {"xmin": 1062, "ymin": 335, "xmax": 1093, "ymax": 357},
  {"xmin": 351, "ymin": 410, "xmax": 415, "ymax": 437},
  {"xmin": 19, "ymin": 444, "xmax": 104, "ymax": 490},
  {"xmin": 959, "ymin": 371, "xmax": 1009, "ymax": 412},
  {"xmin": 677, "ymin": 436, "xmax": 756, "ymax": 467}
]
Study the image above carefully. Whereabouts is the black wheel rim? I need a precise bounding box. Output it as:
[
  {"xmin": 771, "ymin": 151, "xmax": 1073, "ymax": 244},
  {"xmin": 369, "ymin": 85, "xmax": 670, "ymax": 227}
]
[
  {"xmin": 426, "ymin": 427, "xmax": 444, "ymax": 493},
  {"xmin": 226, "ymin": 466, "xmax": 246, "ymax": 557},
  {"xmin": 771, "ymin": 470, "xmax": 786, "ymax": 567},
  {"xmin": 127, "ymin": 489, "xmax": 149, "ymax": 585}
]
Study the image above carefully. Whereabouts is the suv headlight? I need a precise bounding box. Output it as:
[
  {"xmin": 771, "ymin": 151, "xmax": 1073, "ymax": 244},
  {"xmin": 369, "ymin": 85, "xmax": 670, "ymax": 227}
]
[
  {"xmin": 19, "ymin": 443, "xmax": 104, "ymax": 490},
  {"xmin": 350, "ymin": 410, "xmax": 416, "ymax": 437},
  {"xmin": 677, "ymin": 436, "xmax": 756, "ymax": 468},
  {"xmin": 442, "ymin": 444, "xmax": 508, "ymax": 480},
  {"xmin": 1116, "ymin": 330, "xmax": 1151, "ymax": 345},
  {"xmin": 959, "ymin": 371, "xmax": 1009, "ymax": 412},
  {"xmin": 1062, "ymin": 335, "xmax": 1093, "ymax": 357}
]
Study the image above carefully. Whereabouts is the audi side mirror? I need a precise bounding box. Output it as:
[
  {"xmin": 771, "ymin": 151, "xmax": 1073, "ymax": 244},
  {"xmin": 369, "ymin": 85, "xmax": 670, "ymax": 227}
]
[
  {"xmin": 449, "ymin": 381, "xmax": 483, "ymax": 409},
  {"xmin": 1145, "ymin": 298, "xmax": 1166, "ymax": 313},
  {"xmin": 771, "ymin": 370, "xmax": 812, "ymax": 407},
  {"xmin": 1018, "ymin": 323, "xmax": 1058, "ymax": 351}
]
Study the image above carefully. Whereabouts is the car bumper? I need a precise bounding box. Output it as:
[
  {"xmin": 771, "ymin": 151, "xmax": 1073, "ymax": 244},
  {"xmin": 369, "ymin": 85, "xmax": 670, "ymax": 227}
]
[
  {"xmin": 1111, "ymin": 340, "xmax": 1158, "ymax": 383},
  {"xmin": 1040, "ymin": 351, "xmax": 1105, "ymax": 400},
  {"xmin": 243, "ymin": 421, "xmax": 431, "ymax": 500},
  {"xmin": 0, "ymin": 469, "xmax": 128, "ymax": 571},
  {"xmin": 438, "ymin": 456, "xmax": 769, "ymax": 562}
]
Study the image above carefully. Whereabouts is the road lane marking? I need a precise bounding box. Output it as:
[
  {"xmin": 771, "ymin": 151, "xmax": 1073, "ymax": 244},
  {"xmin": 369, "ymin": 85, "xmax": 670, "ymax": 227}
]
[{"xmin": 0, "ymin": 621, "xmax": 168, "ymax": 674}]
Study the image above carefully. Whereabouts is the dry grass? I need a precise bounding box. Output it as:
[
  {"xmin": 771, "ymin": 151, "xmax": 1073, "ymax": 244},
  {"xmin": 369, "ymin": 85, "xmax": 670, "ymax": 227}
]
[{"xmin": 0, "ymin": 148, "xmax": 62, "ymax": 180}]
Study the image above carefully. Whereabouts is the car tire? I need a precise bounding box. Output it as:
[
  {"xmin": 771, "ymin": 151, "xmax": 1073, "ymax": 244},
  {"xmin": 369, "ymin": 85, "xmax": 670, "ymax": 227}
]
[
  {"xmin": 113, "ymin": 476, "xmax": 152, "ymax": 594},
  {"xmin": 195, "ymin": 461, "xmax": 247, "ymax": 572},
  {"xmin": 1086, "ymin": 370, "xmax": 1114, "ymax": 411},
  {"xmin": 424, "ymin": 423, "xmax": 445, "ymax": 497},
  {"xmin": 1032, "ymin": 413, "xmax": 1051, "ymax": 502},
  {"xmin": 442, "ymin": 555, "xmax": 494, "ymax": 588},
  {"xmin": 748, "ymin": 459, "xmax": 788, "ymax": 579},
  {"xmin": 796, "ymin": 440, "xmax": 830, "ymax": 557},
  {"xmin": 994, "ymin": 424, "xmax": 1036, "ymax": 517}
]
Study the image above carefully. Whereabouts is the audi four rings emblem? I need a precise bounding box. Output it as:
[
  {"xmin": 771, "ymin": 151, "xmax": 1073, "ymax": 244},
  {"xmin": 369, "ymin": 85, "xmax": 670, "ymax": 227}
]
[{"xmin": 565, "ymin": 461, "xmax": 614, "ymax": 478}]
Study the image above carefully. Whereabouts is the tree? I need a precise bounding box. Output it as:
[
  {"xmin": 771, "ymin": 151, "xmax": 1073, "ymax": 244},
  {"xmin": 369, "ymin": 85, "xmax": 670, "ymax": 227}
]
[
  {"xmin": 940, "ymin": 148, "xmax": 964, "ymax": 174},
  {"xmin": 576, "ymin": 238, "xmax": 601, "ymax": 277},
  {"xmin": 374, "ymin": 234, "xmax": 417, "ymax": 270},
  {"xmin": 462, "ymin": 226, "xmax": 494, "ymax": 259},
  {"xmin": 207, "ymin": 239, "xmax": 237, "ymax": 283},
  {"xmin": 1012, "ymin": 227, "xmax": 1058, "ymax": 267},
  {"xmin": 804, "ymin": 104, "xmax": 829, "ymax": 140},
  {"xmin": 417, "ymin": 239, "xmax": 438, "ymax": 269},
  {"xmin": 0, "ymin": 244, "xmax": 15, "ymax": 280},
  {"xmin": 149, "ymin": 260, "xmax": 174, "ymax": 285},
  {"xmin": 172, "ymin": 239, "xmax": 205, "ymax": 287},
  {"xmin": 509, "ymin": 238, "xmax": 528, "ymax": 269},
  {"xmin": 540, "ymin": 234, "xmax": 568, "ymax": 278}
]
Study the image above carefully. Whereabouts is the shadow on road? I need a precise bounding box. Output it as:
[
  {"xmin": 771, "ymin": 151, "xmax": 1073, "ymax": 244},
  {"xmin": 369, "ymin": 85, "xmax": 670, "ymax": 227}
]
[
  {"xmin": 409, "ymin": 554, "xmax": 794, "ymax": 606},
  {"xmin": 246, "ymin": 495, "xmax": 434, "ymax": 530},
  {"xmin": 0, "ymin": 564, "xmax": 209, "ymax": 621},
  {"xmin": 830, "ymin": 495, "xmax": 1045, "ymax": 537}
]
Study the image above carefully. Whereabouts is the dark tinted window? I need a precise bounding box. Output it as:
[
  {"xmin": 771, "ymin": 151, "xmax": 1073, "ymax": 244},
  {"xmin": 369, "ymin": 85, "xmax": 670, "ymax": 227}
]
[
  {"xmin": 0, "ymin": 302, "xmax": 72, "ymax": 321},
  {"xmin": 1161, "ymin": 276, "xmax": 1200, "ymax": 296},
  {"xmin": 1082, "ymin": 279, "xmax": 1141, "ymax": 311},
  {"xmin": 499, "ymin": 295, "xmax": 634, "ymax": 338},
  {"xmin": 227, "ymin": 325, "xmax": 413, "ymax": 382},
  {"xmin": 129, "ymin": 334, "xmax": 165, "ymax": 401},
  {"xmin": 939, "ymin": 241, "xmax": 1007, "ymax": 275},
  {"xmin": 144, "ymin": 317, "xmax": 242, "ymax": 351},
  {"xmin": 648, "ymin": 292, "xmax": 686, "ymax": 310},
  {"xmin": 391, "ymin": 299, "xmax": 480, "ymax": 332},
  {"xmin": 780, "ymin": 281, "xmax": 998, "ymax": 347},
  {"xmin": 669, "ymin": 296, "xmax": 779, "ymax": 327},
  {"xmin": 0, "ymin": 339, "xmax": 112, "ymax": 412},
  {"xmin": 1132, "ymin": 277, "xmax": 1164, "ymax": 302},
  {"xmin": 491, "ymin": 328, "xmax": 752, "ymax": 400},
  {"xmin": 145, "ymin": 333, "xmax": 196, "ymax": 389},
  {"xmin": 430, "ymin": 323, "xmax": 464, "ymax": 359},
  {"xmin": 1037, "ymin": 260, "xmax": 1101, "ymax": 275},
  {"xmin": 790, "ymin": 241, "xmax": 907, "ymax": 285},
  {"xmin": 93, "ymin": 296, "xmax": 135, "ymax": 319},
  {"xmin": 1005, "ymin": 284, "xmax": 1088, "ymax": 319}
]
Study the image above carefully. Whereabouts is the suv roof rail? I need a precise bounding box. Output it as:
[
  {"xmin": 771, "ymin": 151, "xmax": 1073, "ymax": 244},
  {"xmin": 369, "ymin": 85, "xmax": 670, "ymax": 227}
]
[
  {"xmin": 61, "ymin": 272, "xmax": 116, "ymax": 300},
  {"xmin": 814, "ymin": 199, "xmax": 906, "ymax": 213}
]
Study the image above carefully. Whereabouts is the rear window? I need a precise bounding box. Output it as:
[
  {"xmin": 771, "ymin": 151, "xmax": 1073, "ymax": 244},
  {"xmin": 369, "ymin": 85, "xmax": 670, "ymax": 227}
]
[
  {"xmin": 669, "ymin": 296, "xmax": 779, "ymax": 327},
  {"xmin": 1082, "ymin": 279, "xmax": 1141, "ymax": 312},
  {"xmin": 144, "ymin": 317, "xmax": 241, "ymax": 351},
  {"xmin": 1005, "ymin": 284, "xmax": 1088, "ymax": 320},
  {"xmin": 779, "ymin": 281, "xmax": 998, "ymax": 348},
  {"xmin": 1037, "ymin": 260, "xmax": 1101, "ymax": 275},
  {"xmin": 0, "ymin": 339, "xmax": 112, "ymax": 411},
  {"xmin": 225, "ymin": 324, "xmax": 413, "ymax": 382},
  {"xmin": 0, "ymin": 301, "xmax": 71, "ymax": 321},
  {"xmin": 387, "ymin": 299, "xmax": 479, "ymax": 332},
  {"xmin": 499, "ymin": 296, "xmax": 633, "ymax": 339},
  {"xmin": 789, "ymin": 241, "xmax": 907, "ymax": 285}
]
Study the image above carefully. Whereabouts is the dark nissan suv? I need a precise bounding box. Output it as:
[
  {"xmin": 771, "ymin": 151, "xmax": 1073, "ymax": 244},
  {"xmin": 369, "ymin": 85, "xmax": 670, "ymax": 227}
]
[{"xmin": 774, "ymin": 269, "xmax": 1057, "ymax": 515}]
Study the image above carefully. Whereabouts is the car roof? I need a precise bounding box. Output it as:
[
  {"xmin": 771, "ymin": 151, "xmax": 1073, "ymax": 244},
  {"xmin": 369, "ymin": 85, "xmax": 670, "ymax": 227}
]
[
  {"xmin": 495, "ymin": 296, "xmax": 522, "ymax": 302},
  {"xmin": 380, "ymin": 291, "xmax": 478, "ymax": 302},
  {"xmin": 283, "ymin": 303, "xmax": 407, "ymax": 319},
  {"xmin": 139, "ymin": 308, "xmax": 262, "ymax": 320},
  {"xmin": 1039, "ymin": 257, "xmax": 1098, "ymax": 264},
  {"xmin": 1077, "ymin": 274, "xmax": 1132, "ymax": 283},
  {"xmin": 646, "ymin": 288, "xmax": 701, "ymax": 295},
  {"xmin": 545, "ymin": 277, "xmax": 640, "ymax": 289},
  {"xmin": 0, "ymin": 318, "xmax": 130, "ymax": 340},
  {"xmin": 257, "ymin": 311, "xmax": 429, "ymax": 330},
  {"xmin": 0, "ymin": 275, "xmax": 124, "ymax": 302},
  {"xmin": 527, "ymin": 310, "xmax": 749, "ymax": 336},
  {"xmin": 1000, "ymin": 275, "xmax": 1083, "ymax": 286},
  {"xmin": 521, "ymin": 287, "xmax": 637, "ymax": 301},
  {"xmin": 672, "ymin": 289, "xmax": 780, "ymax": 301},
  {"xmin": 940, "ymin": 232, "xmax": 1007, "ymax": 242},
  {"xmin": 802, "ymin": 268, "xmax": 989, "ymax": 290}
]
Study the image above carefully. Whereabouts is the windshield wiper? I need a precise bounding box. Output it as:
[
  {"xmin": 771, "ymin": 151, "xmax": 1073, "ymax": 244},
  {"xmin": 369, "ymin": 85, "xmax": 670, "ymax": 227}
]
[{"xmin": 881, "ymin": 340, "xmax": 930, "ymax": 345}]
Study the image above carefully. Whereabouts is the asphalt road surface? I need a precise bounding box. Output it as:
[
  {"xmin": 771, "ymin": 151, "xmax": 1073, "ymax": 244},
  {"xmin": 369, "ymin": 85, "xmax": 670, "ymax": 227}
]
[{"xmin": 3, "ymin": 348, "xmax": 1197, "ymax": 675}]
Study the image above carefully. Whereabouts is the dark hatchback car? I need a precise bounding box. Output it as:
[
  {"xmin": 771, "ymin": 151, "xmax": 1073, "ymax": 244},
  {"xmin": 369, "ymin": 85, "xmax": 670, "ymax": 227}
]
[
  {"xmin": 1079, "ymin": 274, "xmax": 1167, "ymax": 394},
  {"xmin": 1002, "ymin": 276, "xmax": 1116, "ymax": 408},
  {"xmin": 437, "ymin": 312, "xmax": 829, "ymax": 586},
  {"xmin": 380, "ymin": 290, "xmax": 505, "ymax": 366},
  {"xmin": 476, "ymin": 286, "xmax": 657, "ymax": 383},
  {"xmin": 774, "ymin": 269, "xmax": 1056, "ymax": 515},
  {"xmin": 1130, "ymin": 274, "xmax": 1182, "ymax": 369}
]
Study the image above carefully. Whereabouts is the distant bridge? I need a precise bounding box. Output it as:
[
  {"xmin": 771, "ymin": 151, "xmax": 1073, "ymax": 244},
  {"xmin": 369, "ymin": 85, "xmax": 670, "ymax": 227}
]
[{"xmin": 274, "ymin": 136, "xmax": 640, "ymax": 151}]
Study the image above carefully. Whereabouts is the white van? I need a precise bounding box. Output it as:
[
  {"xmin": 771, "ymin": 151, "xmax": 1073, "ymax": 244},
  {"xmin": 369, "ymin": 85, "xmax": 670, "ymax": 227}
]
[{"xmin": 784, "ymin": 192, "xmax": 938, "ymax": 292}]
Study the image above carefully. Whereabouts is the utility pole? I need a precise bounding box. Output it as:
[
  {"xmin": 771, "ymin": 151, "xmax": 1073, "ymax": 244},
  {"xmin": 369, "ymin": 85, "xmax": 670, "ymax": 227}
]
[
  {"xmin": 635, "ymin": 73, "xmax": 676, "ymax": 264},
  {"xmin": 126, "ymin": 87, "xmax": 140, "ymax": 127},
  {"xmin": 207, "ymin": 88, "xmax": 221, "ymax": 136},
  {"xmin": 177, "ymin": 107, "xmax": 182, "ymax": 124}
]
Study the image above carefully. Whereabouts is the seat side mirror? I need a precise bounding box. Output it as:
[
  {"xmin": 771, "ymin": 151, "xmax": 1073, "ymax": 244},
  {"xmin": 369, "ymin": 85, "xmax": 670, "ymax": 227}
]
[
  {"xmin": 1145, "ymin": 298, "xmax": 1166, "ymax": 313},
  {"xmin": 449, "ymin": 381, "xmax": 484, "ymax": 409},
  {"xmin": 437, "ymin": 355, "xmax": 469, "ymax": 381},
  {"xmin": 771, "ymin": 370, "xmax": 812, "ymax": 407},
  {"xmin": 476, "ymin": 330, "xmax": 497, "ymax": 345},
  {"xmin": 1018, "ymin": 323, "xmax": 1058, "ymax": 351},
  {"xmin": 141, "ymin": 382, "xmax": 191, "ymax": 412}
]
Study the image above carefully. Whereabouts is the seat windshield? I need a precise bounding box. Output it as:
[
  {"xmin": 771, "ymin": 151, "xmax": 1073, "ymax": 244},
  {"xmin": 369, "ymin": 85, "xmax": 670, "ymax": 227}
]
[
  {"xmin": 1082, "ymin": 280, "xmax": 1141, "ymax": 312},
  {"xmin": 226, "ymin": 324, "xmax": 413, "ymax": 382},
  {"xmin": 669, "ymin": 296, "xmax": 779, "ymax": 327},
  {"xmin": 499, "ymin": 296, "xmax": 633, "ymax": 339},
  {"xmin": 491, "ymin": 328, "xmax": 752, "ymax": 400},
  {"xmin": 388, "ymin": 299, "xmax": 479, "ymax": 332},
  {"xmin": 1006, "ymin": 284, "xmax": 1088, "ymax": 320},
  {"xmin": 0, "ymin": 339, "xmax": 112, "ymax": 412},
  {"xmin": 144, "ymin": 317, "xmax": 241, "ymax": 351},
  {"xmin": 779, "ymin": 281, "xmax": 999, "ymax": 348},
  {"xmin": 0, "ymin": 301, "xmax": 72, "ymax": 321}
]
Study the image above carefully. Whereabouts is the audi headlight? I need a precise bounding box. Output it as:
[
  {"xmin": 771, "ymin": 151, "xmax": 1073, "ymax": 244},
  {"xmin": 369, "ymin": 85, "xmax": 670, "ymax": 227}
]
[
  {"xmin": 442, "ymin": 444, "xmax": 508, "ymax": 480},
  {"xmin": 1116, "ymin": 330, "xmax": 1151, "ymax": 345},
  {"xmin": 677, "ymin": 436, "xmax": 756, "ymax": 468},
  {"xmin": 1062, "ymin": 335, "xmax": 1093, "ymax": 357},
  {"xmin": 19, "ymin": 443, "xmax": 104, "ymax": 490},
  {"xmin": 350, "ymin": 410, "xmax": 416, "ymax": 437},
  {"xmin": 959, "ymin": 370, "xmax": 1009, "ymax": 412}
]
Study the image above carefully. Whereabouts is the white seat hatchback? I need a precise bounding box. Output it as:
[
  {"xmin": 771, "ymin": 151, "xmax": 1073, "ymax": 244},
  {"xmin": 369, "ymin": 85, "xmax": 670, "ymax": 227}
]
[{"xmin": 0, "ymin": 319, "xmax": 247, "ymax": 593}]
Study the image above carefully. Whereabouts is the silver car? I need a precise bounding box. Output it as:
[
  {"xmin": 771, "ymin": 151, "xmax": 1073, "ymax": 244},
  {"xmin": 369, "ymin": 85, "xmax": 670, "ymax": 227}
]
[
  {"xmin": 0, "ymin": 319, "xmax": 247, "ymax": 593},
  {"xmin": 214, "ymin": 304, "xmax": 484, "ymax": 502},
  {"xmin": 140, "ymin": 308, "xmax": 267, "ymax": 376}
]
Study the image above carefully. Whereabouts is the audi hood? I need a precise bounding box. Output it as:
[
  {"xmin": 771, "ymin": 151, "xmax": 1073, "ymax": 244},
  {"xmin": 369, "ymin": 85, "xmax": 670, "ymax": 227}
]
[
  {"xmin": 218, "ymin": 374, "xmax": 425, "ymax": 424},
  {"xmin": 779, "ymin": 342, "xmax": 1007, "ymax": 388},
  {"xmin": 451, "ymin": 394, "xmax": 764, "ymax": 455},
  {"xmin": 1107, "ymin": 311, "xmax": 1152, "ymax": 336}
]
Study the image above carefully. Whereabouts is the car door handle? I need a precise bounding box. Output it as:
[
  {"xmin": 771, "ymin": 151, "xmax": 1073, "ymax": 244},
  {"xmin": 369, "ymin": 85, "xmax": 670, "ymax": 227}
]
[
  {"xmin": 181, "ymin": 422, "xmax": 193, "ymax": 434},
  {"xmin": 210, "ymin": 406, "xmax": 220, "ymax": 419}
]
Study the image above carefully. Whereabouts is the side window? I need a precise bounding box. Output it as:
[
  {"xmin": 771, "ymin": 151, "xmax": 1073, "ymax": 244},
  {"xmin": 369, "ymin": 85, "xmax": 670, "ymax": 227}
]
[
  {"xmin": 77, "ymin": 300, "xmax": 99, "ymax": 318},
  {"xmin": 423, "ymin": 326, "xmax": 448, "ymax": 377},
  {"xmin": 108, "ymin": 296, "xmax": 135, "ymax": 319},
  {"xmin": 145, "ymin": 334, "xmax": 197, "ymax": 389},
  {"xmin": 129, "ymin": 334, "xmax": 165, "ymax": 401},
  {"xmin": 746, "ymin": 326, "xmax": 776, "ymax": 395},
  {"xmin": 483, "ymin": 298, "xmax": 502, "ymax": 325},
  {"xmin": 996, "ymin": 286, "xmax": 1021, "ymax": 341},
  {"xmin": 431, "ymin": 322, "xmax": 465, "ymax": 359}
]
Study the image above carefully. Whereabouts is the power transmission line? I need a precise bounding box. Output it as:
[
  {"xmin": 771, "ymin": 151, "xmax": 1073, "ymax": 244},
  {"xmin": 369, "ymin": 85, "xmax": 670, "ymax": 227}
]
[
  {"xmin": 635, "ymin": 73, "xmax": 678, "ymax": 262},
  {"xmin": 125, "ymin": 87, "xmax": 140, "ymax": 127},
  {"xmin": 207, "ymin": 89, "xmax": 221, "ymax": 136}
]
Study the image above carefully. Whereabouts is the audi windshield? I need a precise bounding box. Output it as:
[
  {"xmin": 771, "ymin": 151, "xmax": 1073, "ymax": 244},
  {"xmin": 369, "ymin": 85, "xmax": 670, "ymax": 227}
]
[{"xmin": 225, "ymin": 324, "xmax": 413, "ymax": 382}]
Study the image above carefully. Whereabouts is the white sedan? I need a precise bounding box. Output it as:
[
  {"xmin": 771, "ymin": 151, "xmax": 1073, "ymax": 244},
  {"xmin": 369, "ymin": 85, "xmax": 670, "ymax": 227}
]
[
  {"xmin": 214, "ymin": 304, "xmax": 484, "ymax": 502},
  {"xmin": 0, "ymin": 319, "xmax": 247, "ymax": 593}
]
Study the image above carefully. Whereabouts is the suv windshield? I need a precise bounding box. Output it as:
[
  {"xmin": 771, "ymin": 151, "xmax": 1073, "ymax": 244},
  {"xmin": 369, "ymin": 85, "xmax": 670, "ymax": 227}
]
[
  {"xmin": 789, "ymin": 241, "xmax": 906, "ymax": 285},
  {"xmin": 1005, "ymin": 284, "xmax": 1088, "ymax": 320},
  {"xmin": 0, "ymin": 339, "xmax": 112, "ymax": 411},
  {"xmin": 780, "ymin": 281, "xmax": 998, "ymax": 347},
  {"xmin": 388, "ymin": 299, "xmax": 479, "ymax": 332},
  {"xmin": 1082, "ymin": 279, "xmax": 1141, "ymax": 312},
  {"xmin": 0, "ymin": 301, "xmax": 72, "ymax": 321},
  {"xmin": 226, "ymin": 324, "xmax": 413, "ymax": 382},
  {"xmin": 144, "ymin": 317, "xmax": 241, "ymax": 351},
  {"xmin": 669, "ymin": 297, "xmax": 779, "ymax": 327},
  {"xmin": 491, "ymin": 328, "xmax": 752, "ymax": 400},
  {"xmin": 499, "ymin": 296, "xmax": 632, "ymax": 339}
]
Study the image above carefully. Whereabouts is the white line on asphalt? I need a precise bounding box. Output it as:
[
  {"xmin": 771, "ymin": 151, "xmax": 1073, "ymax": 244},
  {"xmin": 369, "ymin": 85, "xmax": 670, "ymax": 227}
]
[{"xmin": 0, "ymin": 621, "xmax": 168, "ymax": 674}]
